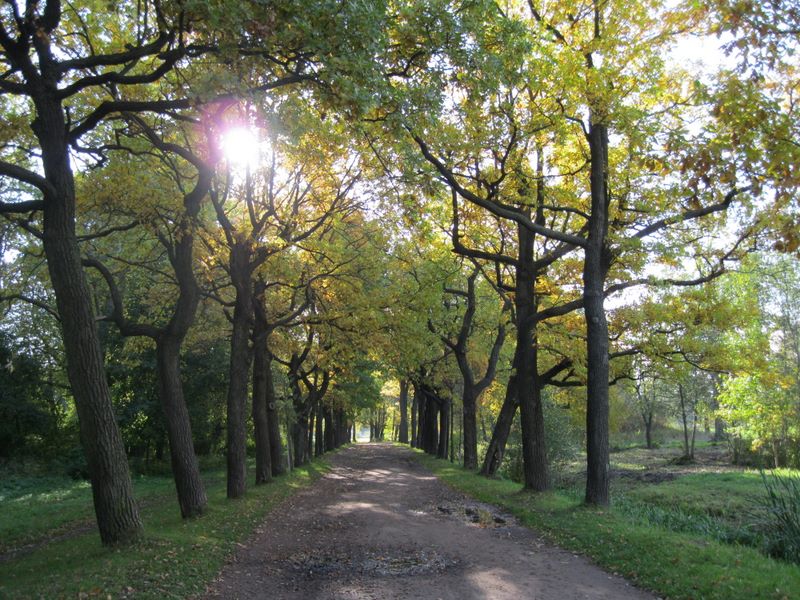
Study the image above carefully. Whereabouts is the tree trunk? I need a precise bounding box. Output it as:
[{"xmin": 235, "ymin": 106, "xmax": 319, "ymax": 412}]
[
  {"xmin": 399, "ymin": 380, "xmax": 409, "ymax": 443},
  {"xmin": 516, "ymin": 224, "xmax": 549, "ymax": 491},
  {"xmin": 334, "ymin": 409, "xmax": 346, "ymax": 447},
  {"xmin": 584, "ymin": 121, "xmax": 611, "ymax": 506},
  {"xmin": 324, "ymin": 406, "xmax": 334, "ymax": 451},
  {"xmin": 679, "ymin": 383, "xmax": 691, "ymax": 460},
  {"xmin": 264, "ymin": 351, "xmax": 285, "ymax": 475},
  {"xmin": 481, "ymin": 371, "xmax": 518, "ymax": 476},
  {"xmin": 226, "ymin": 244, "xmax": 253, "ymax": 498},
  {"xmin": 714, "ymin": 417, "xmax": 726, "ymax": 442},
  {"xmin": 252, "ymin": 312, "xmax": 273, "ymax": 485},
  {"xmin": 773, "ymin": 439, "xmax": 781, "ymax": 468},
  {"xmin": 644, "ymin": 413, "xmax": 653, "ymax": 450},
  {"xmin": 450, "ymin": 399, "xmax": 455, "ymax": 463},
  {"xmin": 156, "ymin": 339, "xmax": 208, "ymax": 514},
  {"xmin": 437, "ymin": 398, "xmax": 450, "ymax": 459},
  {"xmin": 306, "ymin": 409, "xmax": 314, "ymax": 460},
  {"xmin": 286, "ymin": 414, "xmax": 294, "ymax": 470},
  {"xmin": 419, "ymin": 386, "xmax": 439, "ymax": 455},
  {"xmin": 462, "ymin": 385, "xmax": 479, "ymax": 469},
  {"xmin": 292, "ymin": 418, "xmax": 309, "ymax": 467},
  {"xmin": 36, "ymin": 96, "xmax": 142, "ymax": 545},
  {"xmin": 314, "ymin": 401, "xmax": 324, "ymax": 456},
  {"xmin": 411, "ymin": 390, "xmax": 418, "ymax": 448}
]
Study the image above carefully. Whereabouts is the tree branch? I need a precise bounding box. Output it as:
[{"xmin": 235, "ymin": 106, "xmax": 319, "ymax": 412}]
[
  {"xmin": 413, "ymin": 133, "xmax": 587, "ymax": 247},
  {"xmin": 633, "ymin": 186, "xmax": 752, "ymax": 240},
  {"xmin": 0, "ymin": 160, "xmax": 55, "ymax": 200},
  {"xmin": 82, "ymin": 256, "xmax": 159, "ymax": 338}
]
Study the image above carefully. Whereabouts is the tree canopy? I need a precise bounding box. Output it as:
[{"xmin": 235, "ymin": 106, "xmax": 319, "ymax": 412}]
[{"xmin": 0, "ymin": 0, "xmax": 797, "ymax": 544}]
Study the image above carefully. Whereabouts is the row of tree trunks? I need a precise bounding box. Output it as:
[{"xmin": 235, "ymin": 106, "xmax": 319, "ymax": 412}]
[
  {"xmin": 307, "ymin": 402, "xmax": 348, "ymax": 458},
  {"xmin": 411, "ymin": 381, "xmax": 450, "ymax": 459},
  {"xmin": 284, "ymin": 348, "xmax": 351, "ymax": 466},
  {"xmin": 369, "ymin": 406, "xmax": 388, "ymax": 441}
]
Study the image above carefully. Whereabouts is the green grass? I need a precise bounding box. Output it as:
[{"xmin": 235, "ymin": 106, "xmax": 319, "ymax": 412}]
[
  {"xmin": 0, "ymin": 473, "xmax": 184, "ymax": 553},
  {"xmin": 622, "ymin": 471, "xmax": 768, "ymax": 522},
  {"xmin": 414, "ymin": 450, "xmax": 800, "ymax": 600},
  {"xmin": 0, "ymin": 460, "xmax": 329, "ymax": 599}
]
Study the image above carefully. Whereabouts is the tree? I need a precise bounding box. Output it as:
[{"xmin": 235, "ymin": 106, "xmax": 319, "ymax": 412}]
[
  {"xmin": 398, "ymin": 379, "xmax": 410, "ymax": 444},
  {"xmin": 0, "ymin": 0, "xmax": 389, "ymax": 540},
  {"xmin": 81, "ymin": 116, "xmax": 217, "ymax": 518},
  {"xmin": 434, "ymin": 264, "xmax": 509, "ymax": 470},
  {"xmin": 414, "ymin": 0, "xmax": 793, "ymax": 506},
  {"xmin": 717, "ymin": 253, "xmax": 800, "ymax": 467},
  {"xmin": 629, "ymin": 361, "xmax": 663, "ymax": 450},
  {"xmin": 206, "ymin": 99, "xmax": 360, "ymax": 496}
]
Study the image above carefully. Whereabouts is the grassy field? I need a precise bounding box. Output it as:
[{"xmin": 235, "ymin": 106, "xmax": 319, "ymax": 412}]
[
  {"xmin": 0, "ymin": 459, "xmax": 329, "ymax": 599},
  {"xmin": 416, "ymin": 445, "xmax": 800, "ymax": 600}
]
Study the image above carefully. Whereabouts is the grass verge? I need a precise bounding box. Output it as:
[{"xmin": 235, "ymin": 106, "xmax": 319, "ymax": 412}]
[
  {"xmin": 0, "ymin": 460, "xmax": 329, "ymax": 599},
  {"xmin": 414, "ymin": 450, "xmax": 800, "ymax": 600},
  {"xmin": 0, "ymin": 473, "xmax": 188, "ymax": 554}
]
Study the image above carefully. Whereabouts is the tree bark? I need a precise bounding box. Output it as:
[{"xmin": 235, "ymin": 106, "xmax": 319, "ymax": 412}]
[
  {"xmin": 315, "ymin": 401, "xmax": 324, "ymax": 456},
  {"xmin": 251, "ymin": 320, "xmax": 273, "ymax": 485},
  {"xmin": 226, "ymin": 243, "xmax": 253, "ymax": 498},
  {"xmin": 36, "ymin": 94, "xmax": 142, "ymax": 545},
  {"xmin": 481, "ymin": 369, "xmax": 519, "ymax": 476},
  {"xmin": 437, "ymin": 397, "xmax": 450, "ymax": 459},
  {"xmin": 411, "ymin": 389, "xmax": 418, "ymax": 448},
  {"xmin": 516, "ymin": 223, "xmax": 549, "ymax": 491},
  {"xmin": 263, "ymin": 351, "xmax": 285, "ymax": 475},
  {"xmin": 399, "ymin": 380, "xmax": 409, "ymax": 444},
  {"xmin": 450, "ymin": 399, "xmax": 455, "ymax": 462},
  {"xmin": 306, "ymin": 409, "xmax": 314, "ymax": 461},
  {"xmin": 462, "ymin": 385, "xmax": 479, "ymax": 468},
  {"xmin": 644, "ymin": 413, "xmax": 653, "ymax": 450},
  {"xmin": 156, "ymin": 339, "xmax": 208, "ymax": 514},
  {"xmin": 292, "ymin": 419, "xmax": 309, "ymax": 467},
  {"xmin": 418, "ymin": 384, "xmax": 439, "ymax": 455},
  {"xmin": 584, "ymin": 121, "xmax": 611, "ymax": 506},
  {"xmin": 324, "ymin": 406, "xmax": 334, "ymax": 451}
]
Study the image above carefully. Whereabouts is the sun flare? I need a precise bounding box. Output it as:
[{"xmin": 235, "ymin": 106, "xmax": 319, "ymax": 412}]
[{"xmin": 220, "ymin": 127, "xmax": 261, "ymax": 169}]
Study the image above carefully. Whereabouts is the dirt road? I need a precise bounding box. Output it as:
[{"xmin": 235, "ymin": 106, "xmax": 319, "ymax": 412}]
[{"xmin": 204, "ymin": 443, "xmax": 653, "ymax": 599}]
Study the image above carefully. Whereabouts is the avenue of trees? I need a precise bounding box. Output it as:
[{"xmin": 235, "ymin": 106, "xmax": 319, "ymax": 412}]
[{"xmin": 0, "ymin": 0, "xmax": 797, "ymax": 545}]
